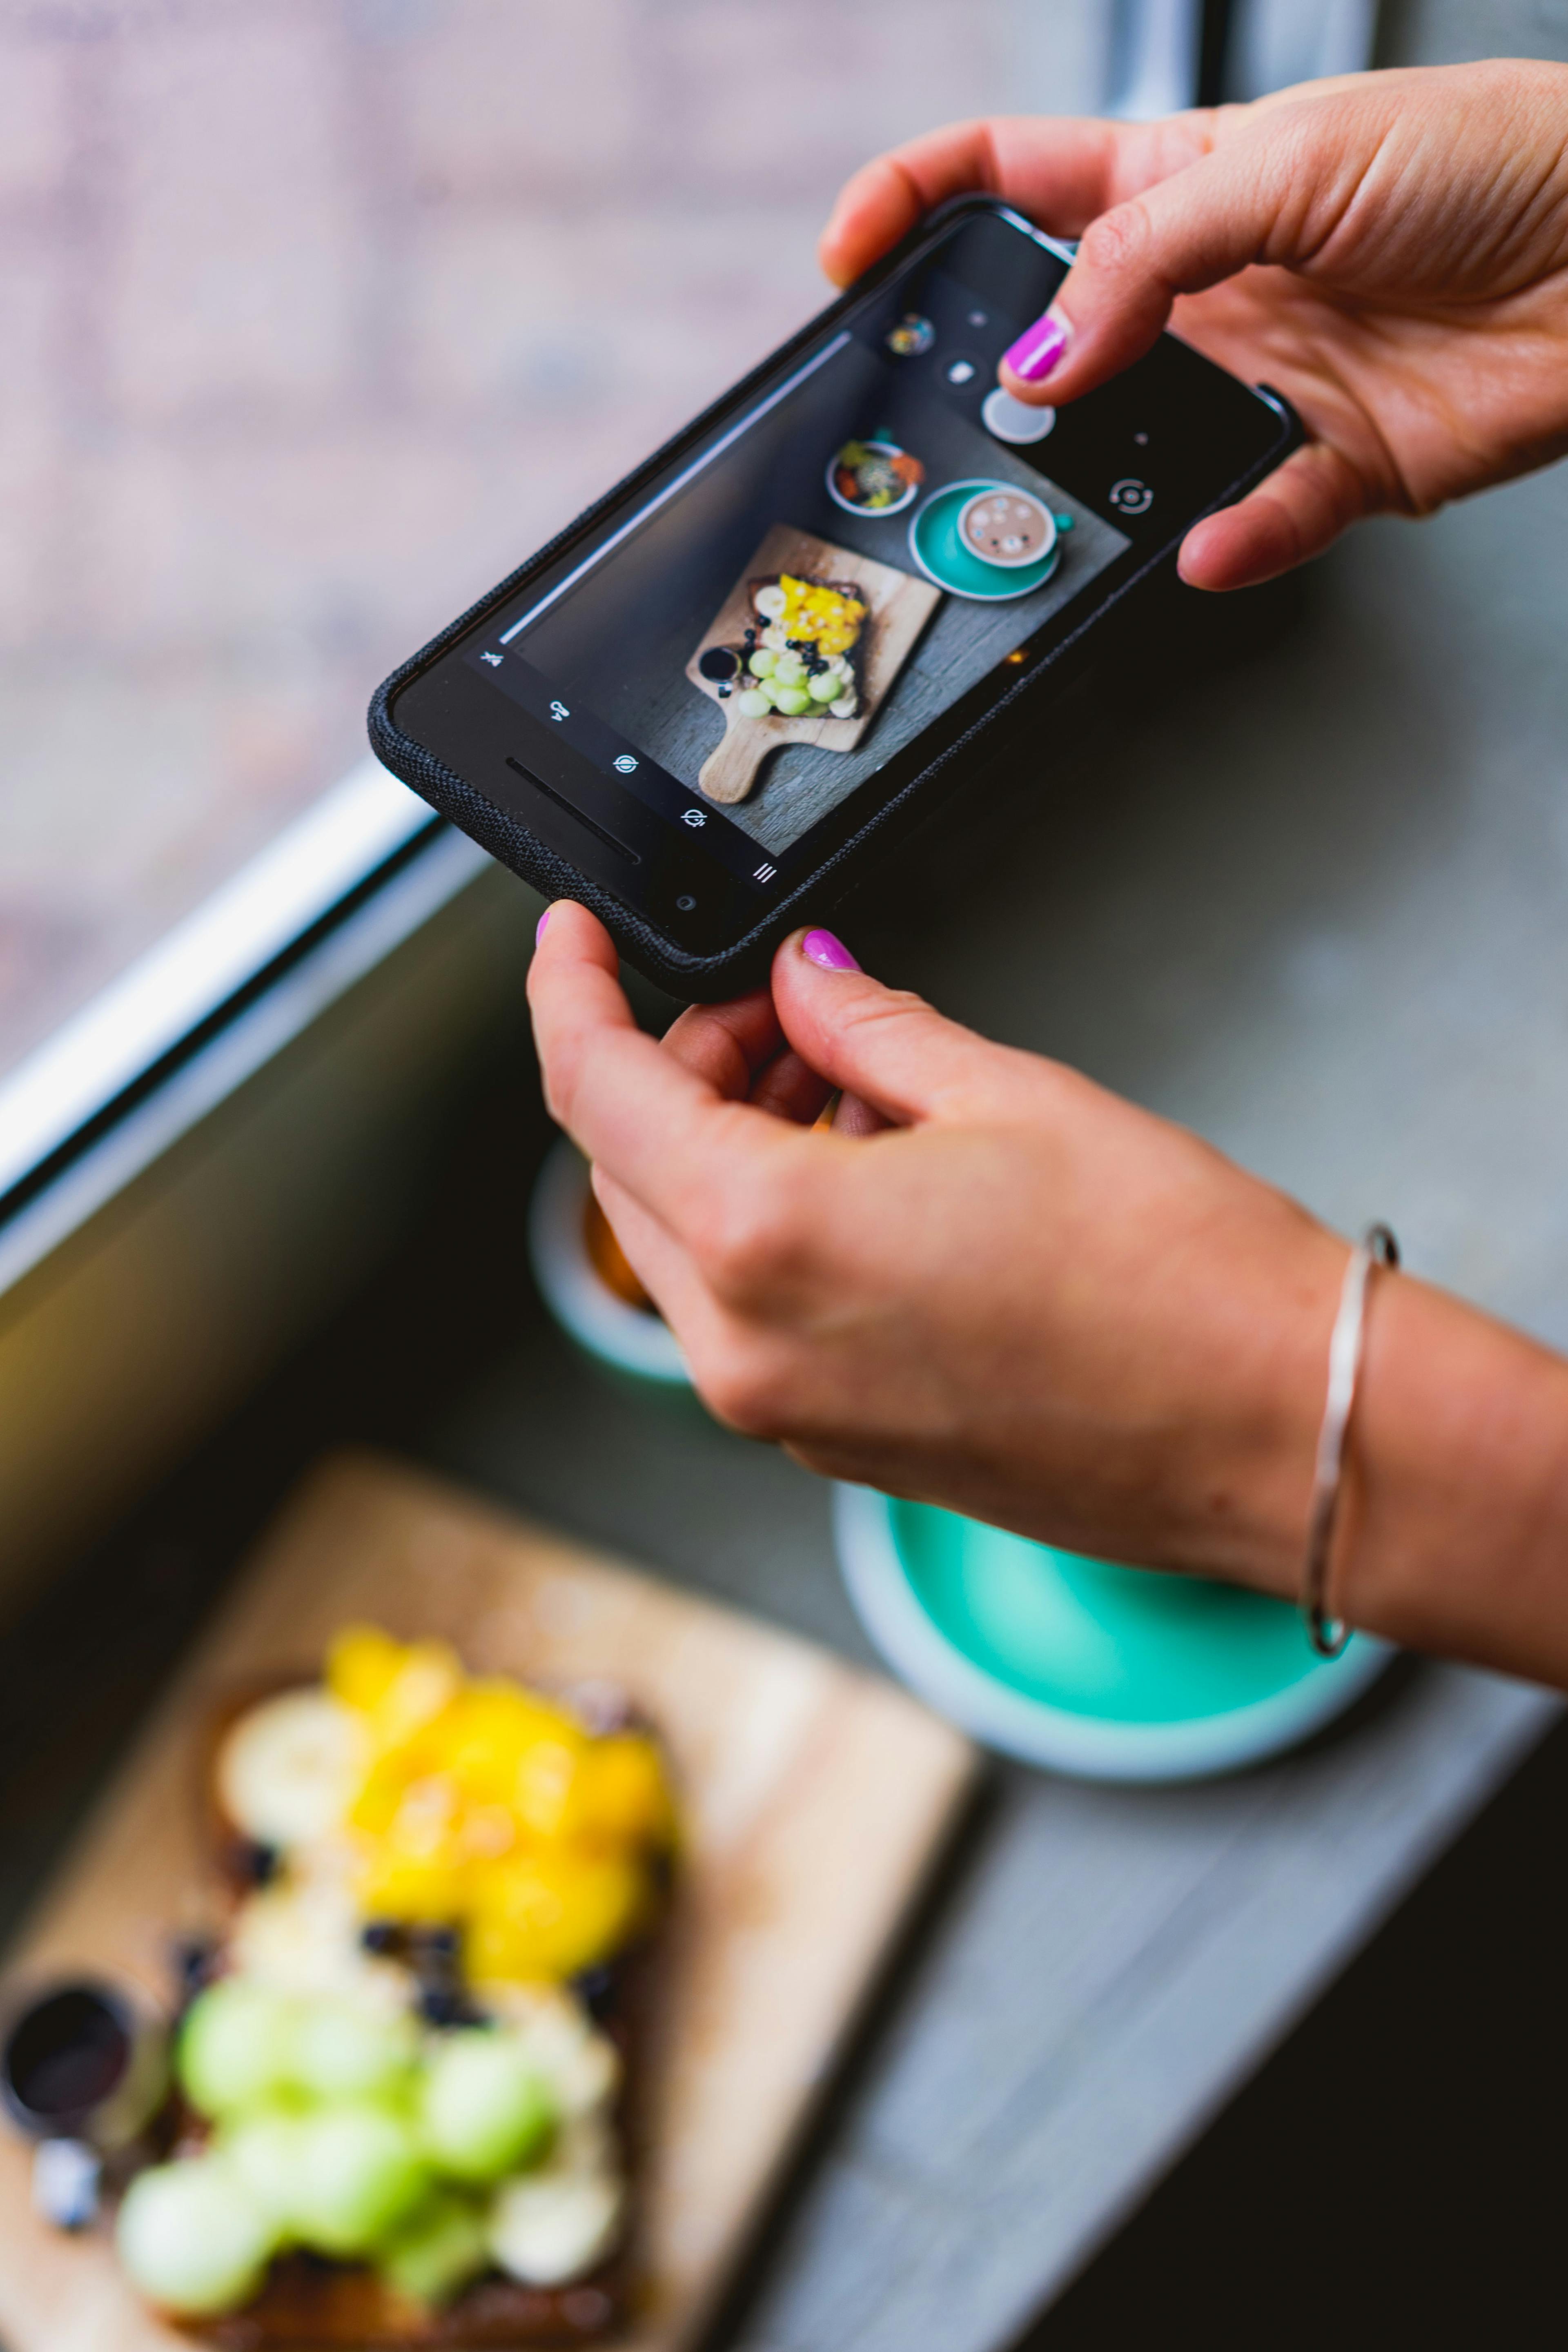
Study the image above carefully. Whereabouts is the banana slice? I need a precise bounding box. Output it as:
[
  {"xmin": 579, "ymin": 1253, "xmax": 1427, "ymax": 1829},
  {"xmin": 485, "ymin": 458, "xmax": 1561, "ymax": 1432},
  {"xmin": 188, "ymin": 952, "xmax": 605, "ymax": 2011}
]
[
  {"xmin": 217, "ymin": 1689, "xmax": 366, "ymax": 1850},
  {"xmin": 486, "ymin": 2163, "xmax": 624, "ymax": 2287},
  {"xmin": 471, "ymin": 1983, "xmax": 620, "ymax": 2117},
  {"xmin": 229, "ymin": 1853, "xmax": 408, "ymax": 2014}
]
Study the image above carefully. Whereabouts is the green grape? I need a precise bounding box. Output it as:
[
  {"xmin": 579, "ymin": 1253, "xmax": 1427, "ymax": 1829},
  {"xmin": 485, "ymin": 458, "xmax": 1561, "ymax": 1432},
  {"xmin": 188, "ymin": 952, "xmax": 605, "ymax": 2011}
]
[
  {"xmin": 292, "ymin": 2104, "xmax": 430, "ymax": 2258},
  {"xmin": 177, "ymin": 1980, "xmax": 298, "ymax": 2119},
  {"xmin": 772, "ymin": 687, "xmax": 813, "ymax": 717},
  {"xmin": 292, "ymin": 1998, "xmax": 417, "ymax": 2103},
  {"xmin": 773, "ymin": 652, "xmax": 806, "ymax": 684},
  {"xmin": 807, "ymin": 673, "xmax": 840, "ymax": 702},
  {"xmin": 116, "ymin": 2158, "xmax": 276, "ymax": 2316},
  {"xmin": 735, "ymin": 689, "xmax": 772, "ymax": 719},
  {"xmin": 419, "ymin": 2031, "xmax": 556, "ymax": 2186},
  {"xmin": 219, "ymin": 2108, "xmax": 306, "ymax": 2236},
  {"xmin": 746, "ymin": 648, "xmax": 777, "ymax": 677},
  {"xmin": 378, "ymin": 2188, "xmax": 490, "ymax": 2306}
]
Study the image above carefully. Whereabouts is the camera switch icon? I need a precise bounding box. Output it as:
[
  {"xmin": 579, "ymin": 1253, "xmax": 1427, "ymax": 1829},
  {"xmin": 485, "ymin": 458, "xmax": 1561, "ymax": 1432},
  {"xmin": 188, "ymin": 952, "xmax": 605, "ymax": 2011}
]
[{"xmin": 1109, "ymin": 477, "xmax": 1153, "ymax": 515}]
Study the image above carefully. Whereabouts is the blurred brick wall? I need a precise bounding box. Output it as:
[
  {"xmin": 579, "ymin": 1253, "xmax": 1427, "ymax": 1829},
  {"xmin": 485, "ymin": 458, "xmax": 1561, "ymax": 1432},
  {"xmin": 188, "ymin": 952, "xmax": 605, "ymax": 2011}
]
[{"xmin": 0, "ymin": 0, "xmax": 1101, "ymax": 1071}]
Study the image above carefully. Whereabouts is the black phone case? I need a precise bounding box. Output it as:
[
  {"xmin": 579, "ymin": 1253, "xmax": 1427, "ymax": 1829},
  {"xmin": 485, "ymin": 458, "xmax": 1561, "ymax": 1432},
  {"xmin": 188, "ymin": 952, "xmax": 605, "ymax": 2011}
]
[{"xmin": 368, "ymin": 197, "xmax": 1303, "ymax": 1001}]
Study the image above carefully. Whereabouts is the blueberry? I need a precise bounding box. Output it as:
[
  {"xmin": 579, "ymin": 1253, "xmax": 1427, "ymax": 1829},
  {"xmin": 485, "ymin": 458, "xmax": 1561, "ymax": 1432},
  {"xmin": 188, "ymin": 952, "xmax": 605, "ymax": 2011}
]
[
  {"xmin": 236, "ymin": 1840, "xmax": 278, "ymax": 1888},
  {"xmin": 417, "ymin": 1986, "xmax": 474, "ymax": 2028},
  {"xmin": 32, "ymin": 2140, "xmax": 102, "ymax": 2232},
  {"xmin": 359, "ymin": 1920, "xmax": 403, "ymax": 1956},
  {"xmin": 410, "ymin": 1925, "xmax": 461, "ymax": 1963},
  {"xmin": 571, "ymin": 1964, "xmax": 617, "ymax": 2023},
  {"xmin": 172, "ymin": 1935, "xmax": 218, "ymax": 1996}
]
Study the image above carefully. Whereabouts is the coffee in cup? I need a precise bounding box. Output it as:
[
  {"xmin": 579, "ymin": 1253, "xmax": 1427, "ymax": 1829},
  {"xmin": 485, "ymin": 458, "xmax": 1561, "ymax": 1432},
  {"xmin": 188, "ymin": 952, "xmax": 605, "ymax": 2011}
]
[{"xmin": 956, "ymin": 486, "xmax": 1055, "ymax": 568}]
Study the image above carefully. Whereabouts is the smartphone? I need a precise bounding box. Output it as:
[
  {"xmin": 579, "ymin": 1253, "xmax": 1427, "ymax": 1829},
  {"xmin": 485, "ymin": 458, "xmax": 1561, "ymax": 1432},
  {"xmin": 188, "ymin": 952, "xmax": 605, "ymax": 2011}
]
[{"xmin": 370, "ymin": 197, "xmax": 1301, "ymax": 999}]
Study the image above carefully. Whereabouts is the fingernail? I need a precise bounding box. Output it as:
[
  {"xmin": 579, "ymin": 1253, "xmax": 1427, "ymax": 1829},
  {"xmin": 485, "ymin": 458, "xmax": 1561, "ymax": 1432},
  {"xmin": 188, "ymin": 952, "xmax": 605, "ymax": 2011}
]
[
  {"xmin": 1003, "ymin": 303, "xmax": 1071, "ymax": 384},
  {"xmin": 535, "ymin": 907, "xmax": 551, "ymax": 944},
  {"xmin": 801, "ymin": 927, "xmax": 860, "ymax": 972}
]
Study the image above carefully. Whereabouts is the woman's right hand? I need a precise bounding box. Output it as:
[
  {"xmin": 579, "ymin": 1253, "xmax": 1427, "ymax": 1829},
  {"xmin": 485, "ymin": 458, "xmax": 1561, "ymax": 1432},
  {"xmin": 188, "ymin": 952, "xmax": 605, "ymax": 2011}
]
[
  {"xmin": 530, "ymin": 907, "xmax": 1568, "ymax": 1691},
  {"xmin": 820, "ymin": 61, "xmax": 1568, "ymax": 591}
]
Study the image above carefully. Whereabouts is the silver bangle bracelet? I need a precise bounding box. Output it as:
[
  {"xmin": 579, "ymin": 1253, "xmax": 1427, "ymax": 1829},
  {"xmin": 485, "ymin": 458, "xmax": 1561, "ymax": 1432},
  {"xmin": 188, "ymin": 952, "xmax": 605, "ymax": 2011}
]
[{"xmin": 1301, "ymin": 1221, "xmax": 1400, "ymax": 1658}]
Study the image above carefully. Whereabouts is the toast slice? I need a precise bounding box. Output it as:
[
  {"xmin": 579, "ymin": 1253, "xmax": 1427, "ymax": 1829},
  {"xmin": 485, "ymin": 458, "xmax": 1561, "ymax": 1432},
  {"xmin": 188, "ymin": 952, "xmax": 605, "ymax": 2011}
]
[
  {"xmin": 743, "ymin": 570, "xmax": 866, "ymax": 719},
  {"xmin": 187, "ymin": 1945, "xmax": 652, "ymax": 2348},
  {"xmin": 129, "ymin": 1633, "xmax": 676, "ymax": 2345}
]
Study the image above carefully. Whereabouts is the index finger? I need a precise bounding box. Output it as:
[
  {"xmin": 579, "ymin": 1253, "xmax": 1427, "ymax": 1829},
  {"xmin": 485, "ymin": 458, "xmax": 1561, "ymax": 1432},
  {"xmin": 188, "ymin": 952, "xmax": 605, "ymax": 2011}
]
[
  {"xmin": 817, "ymin": 111, "xmax": 1215, "ymax": 287},
  {"xmin": 528, "ymin": 900, "xmax": 804, "ymax": 1238}
]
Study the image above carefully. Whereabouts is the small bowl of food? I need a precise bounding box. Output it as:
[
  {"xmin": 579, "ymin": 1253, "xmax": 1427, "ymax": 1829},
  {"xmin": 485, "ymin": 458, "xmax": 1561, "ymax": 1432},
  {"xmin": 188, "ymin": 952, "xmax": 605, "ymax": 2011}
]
[
  {"xmin": 528, "ymin": 1138, "xmax": 692, "ymax": 1392},
  {"xmin": 826, "ymin": 437, "xmax": 924, "ymax": 518}
]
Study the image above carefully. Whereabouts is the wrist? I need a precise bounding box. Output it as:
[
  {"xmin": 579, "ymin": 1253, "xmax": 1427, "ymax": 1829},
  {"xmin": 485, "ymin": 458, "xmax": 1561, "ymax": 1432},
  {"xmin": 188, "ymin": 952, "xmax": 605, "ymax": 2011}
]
[
  {"xmin": 1332, "ymin": 1276, "xmax": 1568, "ymax": 1684},
  {"xmin": 1163, "ymin": 1210, "xmax": 1350, "ymax": 1606}
]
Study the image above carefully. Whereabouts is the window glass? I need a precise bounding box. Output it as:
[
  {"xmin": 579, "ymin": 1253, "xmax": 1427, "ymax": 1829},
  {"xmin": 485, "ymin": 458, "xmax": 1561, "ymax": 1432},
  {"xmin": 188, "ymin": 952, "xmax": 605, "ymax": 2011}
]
[{"xmin": 0, "ymin": 0, "xmax": 1098, "ymax": 1083}]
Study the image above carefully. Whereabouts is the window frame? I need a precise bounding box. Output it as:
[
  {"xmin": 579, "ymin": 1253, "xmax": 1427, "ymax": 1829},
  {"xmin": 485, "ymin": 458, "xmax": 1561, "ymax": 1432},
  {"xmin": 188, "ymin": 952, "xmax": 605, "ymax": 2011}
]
[{"xmin": 0, "ymin": 766, "xmax": 488, "ymax": 1294}]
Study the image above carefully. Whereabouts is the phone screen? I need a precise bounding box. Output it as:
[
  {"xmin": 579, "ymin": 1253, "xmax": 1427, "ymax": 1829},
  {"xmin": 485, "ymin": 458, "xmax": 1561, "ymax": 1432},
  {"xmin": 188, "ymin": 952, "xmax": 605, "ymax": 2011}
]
[{"xmin": 392, "ymin": 208, "xmax": 1291, "ymax": 949}]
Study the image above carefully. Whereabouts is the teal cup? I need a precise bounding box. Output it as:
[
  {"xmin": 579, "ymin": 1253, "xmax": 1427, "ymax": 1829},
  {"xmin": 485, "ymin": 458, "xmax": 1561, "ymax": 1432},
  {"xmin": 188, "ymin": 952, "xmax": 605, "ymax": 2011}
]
[
  {"xmin": 834, "ymin": 1488, "xmax": 1391, "ymax": 1780},
  {"xmin": 907, "ymin": 478, "xmax": 1070, "ymax": 601}
]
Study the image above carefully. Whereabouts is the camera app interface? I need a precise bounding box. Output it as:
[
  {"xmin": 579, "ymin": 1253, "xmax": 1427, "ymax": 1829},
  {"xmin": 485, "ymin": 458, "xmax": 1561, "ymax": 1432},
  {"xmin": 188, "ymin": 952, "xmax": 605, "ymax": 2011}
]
[{"xmin": 463, "ymin": 250, "xmax": 1132, "ymax": 888}]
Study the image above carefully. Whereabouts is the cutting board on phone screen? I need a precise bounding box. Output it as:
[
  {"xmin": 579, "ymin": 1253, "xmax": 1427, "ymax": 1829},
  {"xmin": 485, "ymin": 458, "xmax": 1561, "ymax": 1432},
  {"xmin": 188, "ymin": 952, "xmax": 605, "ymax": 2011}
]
[
  {"xmin": 686, "ymin": 523, "xmax": 942, "ymax": 805},
  {"xmin": 0, "ymin": 1453, "xmax": 977, "ymax": 2352}
]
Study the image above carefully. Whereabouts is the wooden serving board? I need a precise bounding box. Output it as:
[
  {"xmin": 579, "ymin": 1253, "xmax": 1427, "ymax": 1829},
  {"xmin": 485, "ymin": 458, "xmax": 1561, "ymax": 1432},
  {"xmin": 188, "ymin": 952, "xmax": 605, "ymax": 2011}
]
[
  {"xmin": 0, "ymin": 1453, "xmax": 976, "ymax": 2352},
  {"xmin": 686, "ymin": 523, "xmax": 941, "ymax": 805}
]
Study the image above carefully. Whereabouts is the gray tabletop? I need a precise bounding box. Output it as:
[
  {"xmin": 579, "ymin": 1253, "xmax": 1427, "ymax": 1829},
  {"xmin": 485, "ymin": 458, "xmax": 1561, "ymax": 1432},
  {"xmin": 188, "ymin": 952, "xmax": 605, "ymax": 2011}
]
[{"xmin": 430, "ymin": 452, "xmax": 1568, "ymax": 2352}]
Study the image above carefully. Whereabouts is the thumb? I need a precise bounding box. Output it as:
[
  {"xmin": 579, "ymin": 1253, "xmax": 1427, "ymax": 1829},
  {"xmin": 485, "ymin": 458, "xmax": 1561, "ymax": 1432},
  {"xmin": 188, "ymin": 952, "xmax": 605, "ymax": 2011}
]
[
  {"xmin": 771, "ymin": 927, "xmax": 1014, "ymax": 1127},
  {"xmin": 1000, "ymin": 85, "xmax": 1385, "ymax": 406}
]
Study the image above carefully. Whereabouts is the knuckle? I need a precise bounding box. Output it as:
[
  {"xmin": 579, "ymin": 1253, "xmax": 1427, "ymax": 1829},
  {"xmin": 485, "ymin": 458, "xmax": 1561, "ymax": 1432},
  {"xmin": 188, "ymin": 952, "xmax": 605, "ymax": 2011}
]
[
  {"xmin": 842, "ymin": 980, "xmax": 929, "ymax": 1031},
  {"xmin": 695, "ymin": 1167, "xmax": 811, "ymax": 1307},
  {"xmin": 539, "ymin": 1043, "xmax": 579, "ymax": 1132},
  {"xmin": 1077, "ymin": 200, "xmax": 1149, "ymax": 282},
  {"xmin": 691, "ymin": 1342, "xmax": 797, "ymax": 1442},
  {"xmin": 835, "ymin": 983, "xmax": 942, "ymax": 1062},
  {"xmin": 700, "ymin": 1206, "xmax": 784, "ymax": 1305}
]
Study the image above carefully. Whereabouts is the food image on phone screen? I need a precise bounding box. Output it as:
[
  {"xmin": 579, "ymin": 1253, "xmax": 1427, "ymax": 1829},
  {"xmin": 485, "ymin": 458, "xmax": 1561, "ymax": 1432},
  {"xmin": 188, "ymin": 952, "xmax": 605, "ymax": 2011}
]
[
  {"xmin": 474, "ymin": 265, "xmax": 1130, "ymax": 862},
  {"xmin": 376, "ymin": 203, "xmax": 1300, "ymax": 992}
]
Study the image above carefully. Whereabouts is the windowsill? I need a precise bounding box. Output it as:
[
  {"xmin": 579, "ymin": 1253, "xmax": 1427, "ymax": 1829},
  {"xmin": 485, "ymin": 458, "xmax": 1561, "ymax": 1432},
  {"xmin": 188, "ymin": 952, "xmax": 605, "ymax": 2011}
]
[{"xmin": 0, "ymin": 763, "xmax": 461, "ymax": 1284}]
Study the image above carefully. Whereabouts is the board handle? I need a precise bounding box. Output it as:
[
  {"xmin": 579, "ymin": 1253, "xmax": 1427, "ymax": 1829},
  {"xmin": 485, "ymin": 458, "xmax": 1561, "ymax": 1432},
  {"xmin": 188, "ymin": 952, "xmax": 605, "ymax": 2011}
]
[{"xmin": 698, "ymin": 721, "xmax": 772, "ymax": 806}]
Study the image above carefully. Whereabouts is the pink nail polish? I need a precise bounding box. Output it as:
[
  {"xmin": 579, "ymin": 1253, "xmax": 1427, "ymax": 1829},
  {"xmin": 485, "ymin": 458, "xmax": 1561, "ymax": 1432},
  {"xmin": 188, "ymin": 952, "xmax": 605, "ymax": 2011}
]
[
  {"xmin": 1003, "ymin": 305, "xmax": 1070, "ymax": 384},
  {"xmin": 802, "ymin": 928, "xmax": 860, "ymax": 972},
  {"xmin": 535, "ymin": 907, "xmax": 551, "ymax": 943}
]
